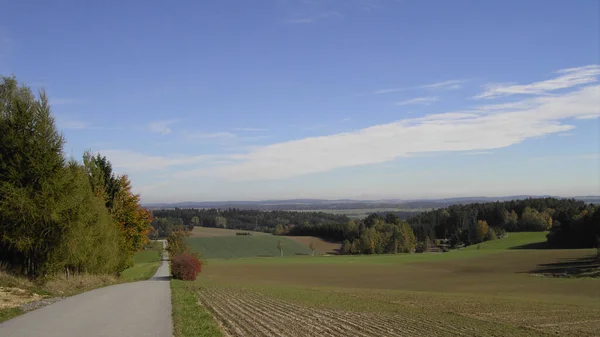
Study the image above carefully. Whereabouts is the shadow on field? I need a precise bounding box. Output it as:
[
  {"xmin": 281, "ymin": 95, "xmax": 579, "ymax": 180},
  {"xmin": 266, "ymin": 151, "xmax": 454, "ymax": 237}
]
[
  {"xmin": 526, "ymin": 255, "xmax": 600, "ymax": 277},
  {"xmin": 509, "ymin": 241, "xmax": 549, "ymax": 249}
]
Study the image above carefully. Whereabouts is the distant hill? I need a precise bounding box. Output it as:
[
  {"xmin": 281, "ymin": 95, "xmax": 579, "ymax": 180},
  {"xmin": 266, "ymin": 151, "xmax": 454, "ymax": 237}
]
[{"xmin": 144, "ymin": 195, "xmax": 599, "ymax": 211}]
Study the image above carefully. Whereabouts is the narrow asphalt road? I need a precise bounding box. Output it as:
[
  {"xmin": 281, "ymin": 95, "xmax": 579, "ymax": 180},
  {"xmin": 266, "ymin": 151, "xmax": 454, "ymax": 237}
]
[{"xmin": 0, "ymin": 241, "xmax": 172, "ymax": 337}]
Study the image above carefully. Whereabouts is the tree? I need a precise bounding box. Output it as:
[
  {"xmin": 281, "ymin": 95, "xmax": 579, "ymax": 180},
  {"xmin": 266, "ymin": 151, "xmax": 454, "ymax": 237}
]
[
  {"xmin": 166, "ymin": 228, "xmax": 191, "ymax": 257},
  {"xmin": 474, "ymin": 220, "xmax": 489, "ymax": 243},
  {"xmin": 215, "ymin": 216, "xmax": 227, "ymax": 228},
  {"xmin": 503, "ymin": 210, "xmax": 519, "ymax": 231},
  {"xmin": 191, "ymin": 216, "xmax": 200, "ymax": 227},
  {"xmin": 309, "ymin": 240, "xmax": 315, "ymax": 256},
  {"xmin": 0, "ymin": 76, "xmax": 67, "ymax": 276},
  {"xmin": 111, "ymin": 175, "xmax": 153, "ymax": 268},
  {"xmin": 277, "ymin": 240, "xmax": 284, "ymax": 257},
  {"xmin": 520, "ymin": 207, "xmax": 547, "ymax": 231}
]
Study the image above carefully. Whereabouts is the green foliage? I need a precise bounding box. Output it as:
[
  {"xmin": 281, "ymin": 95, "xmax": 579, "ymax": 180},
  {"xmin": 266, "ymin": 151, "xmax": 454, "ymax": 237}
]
[
  {"xmin": 0, "ymin": 76, "xmax": 150, "ymax": 277},
  {"xmin": 151, "ymin": 208, "xmax": 350, "ymax": 236},
  {"xmin": 167, "ymin": 229, "xmax": 193, "ymax": 257}
]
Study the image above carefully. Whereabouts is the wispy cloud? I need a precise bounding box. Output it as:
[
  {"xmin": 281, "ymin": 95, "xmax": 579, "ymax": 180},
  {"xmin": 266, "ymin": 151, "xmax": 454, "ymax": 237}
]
[
  {"xmin": 175, "ymin": 77, "xmax": 599, "ymax": 181},
  {"xmin": 145, "ymin": 120, "xmax": 179, "ymax": 135},
  {"xmin": 394, "ymin": 96, "xmax": 439, "ymax": 106},
  {"xmin": 374, "ymin": 79, "xmax": 466, "ymax": 94},
  {"xmin": 342, "ymin": 118, "xmax": 352, "ymax": 122},
  {"xmin": 418, "ymin": 80, "xmax": 466, "ymax": 90},
  {"xmin": 474, "ymin": 65, "xmax": 600, "ymax": 99},
  {"xmin": 461, "ymin": 151, "xmax": 493, "ymax": 155},
  {"xmin": 99, "ymin": 149, "xmax": 243, "ymax": 173},
  {"xmin": 185, "ymin": 131, "xmax": 237, "ymax": 140}
]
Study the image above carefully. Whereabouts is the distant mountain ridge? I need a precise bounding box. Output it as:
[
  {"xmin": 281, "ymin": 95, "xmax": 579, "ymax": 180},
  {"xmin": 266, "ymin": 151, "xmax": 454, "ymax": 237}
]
[{"xmin": 143, "ymin": 195, "xmax": 600, "ymax": 210}]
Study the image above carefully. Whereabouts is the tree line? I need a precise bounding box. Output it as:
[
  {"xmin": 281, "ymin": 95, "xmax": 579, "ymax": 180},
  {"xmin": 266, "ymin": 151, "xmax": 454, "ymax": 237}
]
[
  {"xmin": 408, "ymin": 198, "xmax": 598, "ymax": 248},
  {"xmin": 0, "ymin": 76, "xmax": 152, "ymax": 278},
  {"xmin": 149, "ymin": 208, "xmax": 350, "ymax": 238},
  {"xmin": 152, "ymin": 197, "xmax": 599, "ymax": 252}
]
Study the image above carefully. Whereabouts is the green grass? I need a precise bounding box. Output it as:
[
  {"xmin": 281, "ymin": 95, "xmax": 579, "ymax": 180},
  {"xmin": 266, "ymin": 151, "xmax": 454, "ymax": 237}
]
[
  {"xmin": 191, "ymin": 232, "xmax": 547, "ymax": 265},
  {"xmin": 120, "ymin": 241, "xmax": 163, "ymax": 282},
  {"xmin": 0, "ymin": 307, "xmax": 23, "ymax": 323},
  {"xmin": 171, "ymin": 279, "xmax": 222, "ymax": 337},
  {"xmin": 187, "ymin": 236, "xmax": 312, "ymax": 259},
  {"xmin": 463, "ymin": 232, "xmax": 549, "ymax": 250},
  {"xmin": 175, "ymin": 232, "xmax": 600, "ymax": 336}
]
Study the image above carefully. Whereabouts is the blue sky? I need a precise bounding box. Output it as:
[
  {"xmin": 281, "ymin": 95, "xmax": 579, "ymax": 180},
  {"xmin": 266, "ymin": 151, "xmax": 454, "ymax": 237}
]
[{"xmin": 1, "ymin": 0, "xmax": 599, "ymax": 202}]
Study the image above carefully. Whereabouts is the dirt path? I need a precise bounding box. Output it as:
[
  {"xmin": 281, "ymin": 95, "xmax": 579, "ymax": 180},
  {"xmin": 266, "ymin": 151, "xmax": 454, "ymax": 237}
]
[{"xmin": 0, "ymin": 241, "xmax": 172, "ymax": 337}]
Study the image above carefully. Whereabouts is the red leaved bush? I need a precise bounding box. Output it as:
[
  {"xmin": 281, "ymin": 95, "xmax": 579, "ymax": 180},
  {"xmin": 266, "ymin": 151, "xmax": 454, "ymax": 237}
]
[{"xmin": 171, "ymin": 253, "xmax": 202, "ymax": 281}]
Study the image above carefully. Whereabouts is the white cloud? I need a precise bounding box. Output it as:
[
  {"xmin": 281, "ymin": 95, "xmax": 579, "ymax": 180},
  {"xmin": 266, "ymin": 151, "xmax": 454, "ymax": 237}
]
[
  {"xmin": 145, "ymin": 120, "xmax": 178, "ymax": 135},
  {"xmin": 418, "ymin": 80, "xmax": 466, "ymax": 90},
  {"xmin": 461, "ymin": 151, "xmax": 493, "ymax": 155},
  {"xmin": 395, "ymin": 96, "xmax": 439, "ymax": 106},
  {"xmin": 98, "ymin": 149, "xmax": 241, "ymax": 173},
  {"xmin": 186, "ymin": 131, "xmax": 237, "ymax": 139},
  {"xmin": 374, "ymin": 79, "xmax": 466, "ymax": 94},
  {"xmin": 176, "ymin": 84, "xmax": 599, "ymax": 181},
  {"xmin": 474, "ymin": 65, "xmax": 600, "ymax": 99}
]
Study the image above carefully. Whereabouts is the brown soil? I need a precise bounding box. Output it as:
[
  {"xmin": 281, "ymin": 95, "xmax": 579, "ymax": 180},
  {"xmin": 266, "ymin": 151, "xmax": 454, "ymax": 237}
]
[
  {"xmin": 197, "ymin": 287, "xmax": 474, "ymax": 337},
  {"xmin": 286, "ymin": 236, "xmax": 342, "ymax": 254}
]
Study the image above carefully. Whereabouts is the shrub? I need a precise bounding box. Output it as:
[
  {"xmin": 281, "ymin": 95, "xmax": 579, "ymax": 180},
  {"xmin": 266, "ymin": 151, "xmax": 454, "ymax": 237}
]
[{"xmin": 171, "ymin": 253, "xmax": 202, "ymax": 281}]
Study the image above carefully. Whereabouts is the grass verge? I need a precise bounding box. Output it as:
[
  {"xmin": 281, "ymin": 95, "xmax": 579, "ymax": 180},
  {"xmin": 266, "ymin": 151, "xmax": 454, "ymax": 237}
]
[
  {"xmin": 120, "ymin": 241, "xmax": 164, "ymax": 282},
  {"xmin": 171, "ymin": 279, "xmax": 222, "ymax": 337},
  {"xmin": 0, "ymin": 307, "xmax": 23, "ymax": 323}
]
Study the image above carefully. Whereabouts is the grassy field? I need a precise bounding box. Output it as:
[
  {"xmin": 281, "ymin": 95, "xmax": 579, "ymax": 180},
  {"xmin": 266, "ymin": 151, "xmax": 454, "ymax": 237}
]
[
  {"xmin": 187, "ymin": 236, "xmax": 312, "ymax": 259},
  {"xmin": 463, "ymin": 231, "xmax": 548, "ymax": 250},
  {"xmin": 120, "ymin": 240, "xmax": 164, "ymax": 282},
  {"xmin": 173, "ymin": 233, "xmax": 600, "ymax": 337}
]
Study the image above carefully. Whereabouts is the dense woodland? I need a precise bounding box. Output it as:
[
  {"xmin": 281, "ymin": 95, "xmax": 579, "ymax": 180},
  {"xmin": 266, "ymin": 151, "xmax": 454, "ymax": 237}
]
[
  {"xmin": 408, "ymin": 198, "xmax": 599, "ymax": 248},
  {"xmin": 150, "ymin": 208, "xmax": 349, "ymax": 238},
  {"xmin": 0, "ymin": 77, "xmax": 152, "ymax": 277},
  {"xmin": 152, "ymin": 197, "xmax": 599, "ymax": 253}
]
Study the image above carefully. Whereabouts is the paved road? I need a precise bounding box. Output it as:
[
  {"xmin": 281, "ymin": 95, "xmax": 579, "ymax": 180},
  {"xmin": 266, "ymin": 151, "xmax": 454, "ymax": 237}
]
[{"xmin": 0, "ymin": 241, "xmax": 172, "ymax": 337}]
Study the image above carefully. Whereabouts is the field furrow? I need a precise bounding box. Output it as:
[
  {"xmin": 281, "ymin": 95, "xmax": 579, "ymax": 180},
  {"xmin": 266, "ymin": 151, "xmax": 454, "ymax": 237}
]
[{"xmin": 196, "ymin": 286, "xmax": 513, "ymax": 337}]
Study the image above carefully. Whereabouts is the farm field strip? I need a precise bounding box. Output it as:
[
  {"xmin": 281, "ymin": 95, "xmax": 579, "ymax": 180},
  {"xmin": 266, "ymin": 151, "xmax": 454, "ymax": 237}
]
[{"xmin": 195, "ymin": 286, "xmax": 540, "ymax": 337}]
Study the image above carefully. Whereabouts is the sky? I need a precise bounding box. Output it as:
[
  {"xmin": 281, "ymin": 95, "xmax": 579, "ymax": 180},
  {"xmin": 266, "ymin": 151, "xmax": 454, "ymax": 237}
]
[{"xmin": 1, "ymin": 0, "xmax": 599, "ymax": 203}]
